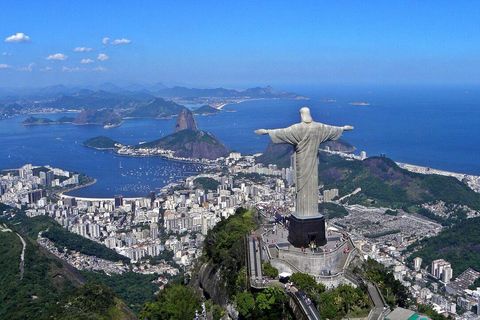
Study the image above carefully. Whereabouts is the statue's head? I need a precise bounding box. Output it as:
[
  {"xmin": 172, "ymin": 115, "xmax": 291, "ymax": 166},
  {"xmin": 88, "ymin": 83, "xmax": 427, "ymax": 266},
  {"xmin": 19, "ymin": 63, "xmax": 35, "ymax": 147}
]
[{"xmin": 300, "ymin": 107, "xmax": 313, "ymax": 123}]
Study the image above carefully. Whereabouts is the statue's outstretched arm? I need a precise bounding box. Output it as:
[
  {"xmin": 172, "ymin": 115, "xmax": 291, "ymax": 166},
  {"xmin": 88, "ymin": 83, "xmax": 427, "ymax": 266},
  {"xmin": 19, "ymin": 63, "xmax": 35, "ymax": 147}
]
[
  {"xmin": 254, "ymin": 129, "xmax": 269, "ymax": 135},
  {"xmin": 342, "ymin": 125, "xmax": 354, "ymax": 131}
]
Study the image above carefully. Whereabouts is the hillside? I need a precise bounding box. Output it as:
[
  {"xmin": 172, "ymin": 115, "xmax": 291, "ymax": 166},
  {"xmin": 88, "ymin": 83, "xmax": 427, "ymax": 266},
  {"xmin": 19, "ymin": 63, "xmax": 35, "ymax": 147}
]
[
  {"xmin": 84, "ymin": 136, "xmax": 122, "ymax": 149},
  {"xmin": 408, "ymin": 217, "xmax": 480, "ymax": 278},
  {"xmin": 257, "ymin": 143, "xmax": 480, "ymax": 216},
  {"xmin": 73, "ymin": 108, "xmax": 123, "ymax": 126},
  {"xmin": 193, "ymin": 105, "xmax": 220, "ymax": 115},
  {"xmin": 21, "ymin": 116, "xmax": 55, "ymax": 125},
  {"xmin": 135, "ymin": 109, "xmax": 230, "ymax": 160},
  {"xmin": 4, "ymin": 212, "xmax": 130, "ymax": 264},
  {"xmin": 0, "ymin": 221, "xmax": 136, "ymax": 319},
  {"xmin": 21, "ymin": 115, "xmax": 75, "ymax": 126},
  {"xmin": 44, "ymin": 89, "xmax": 135, "ymax": 110},
  {"xmin": 126, "ymin": 98, "xmax": 186, "ymax": 118},
  {"xmin": 320, "ymin": 156, "xmax": 480, "ymax": 213},
  {"xmin": 140, "ymin": 129, "xmax": 230, "ymax": 160}
]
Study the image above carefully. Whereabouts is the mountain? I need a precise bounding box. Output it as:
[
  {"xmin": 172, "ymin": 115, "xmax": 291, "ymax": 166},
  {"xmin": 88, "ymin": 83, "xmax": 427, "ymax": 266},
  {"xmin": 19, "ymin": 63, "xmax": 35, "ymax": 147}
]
[
  {"xmin": 149, "ymin": 82, "xmax": 168, "ymax": 91},
  {"xmin": 44, "ymin": 90, "xmax": 136, "ymax": 110},
  {"xmin": 21, "ymin": 115, "xmax": 76, "ymax": 126},
  {"xmin": 73, "ymin": 108, "xmax": 123, "ymax": 126},
  {"xmin": 193, "ymin": 105, "xmax": 220, "ymax": 115},
  {"xmin": 156, "ymin": 85, "xmax": 307, "ymax": 100},
  {"xmin": 174, "ymin": 109, "xmax": 198, "ymax": 133},
  {"xmin": 83, "ymin": 136, "xmax": 122, "ymax": 149},
  {"xmin": 125, "ymin": 98, "xmax": 186, "ymax": 118},
  {"xmin": 138, "ymin": 109, "xmax": 229, "ymax": 160},
  {"xmin": 0, "ymin": 103, "xmax": 23, "ymax": 119},
  {"xmin": 21, "ymin": 116, "xmax": 55, "ymax": 125},
  {"xmin": 320, "ymin": 156, "xmax": 480, "ymax": 212},
  {"xmin": 0, "ymin": 212, "xmax": 135, "ymax": 320},
  {"xmin": 257, "ymin": 143, "xmax": 480, "ymax": 213},
  {"xmin": 256, "ymin": 141, "xmax": 294, "ymax": 169},
  {"xmin": 320, "ymin": 139, "xmax": 356, "ymax": 153},
  {"xmin": 141, "ymin": 129, "xmax": 230, "ymax": 160}
]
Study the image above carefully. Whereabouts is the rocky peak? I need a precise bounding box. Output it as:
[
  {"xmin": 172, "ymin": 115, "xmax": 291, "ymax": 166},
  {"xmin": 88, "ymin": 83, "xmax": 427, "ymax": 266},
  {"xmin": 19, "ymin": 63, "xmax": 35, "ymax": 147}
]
[{"xmin": 174, "ymin": 108, "xmax": 198, "ymax": 133}]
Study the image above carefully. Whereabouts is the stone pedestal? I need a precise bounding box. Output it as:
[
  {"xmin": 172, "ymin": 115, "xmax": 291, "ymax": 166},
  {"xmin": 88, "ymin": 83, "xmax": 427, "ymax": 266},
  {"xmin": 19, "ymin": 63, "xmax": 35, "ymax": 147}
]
[{"xmin": 288, "ymin": 213, "xmax": 326, "ymax": 248}]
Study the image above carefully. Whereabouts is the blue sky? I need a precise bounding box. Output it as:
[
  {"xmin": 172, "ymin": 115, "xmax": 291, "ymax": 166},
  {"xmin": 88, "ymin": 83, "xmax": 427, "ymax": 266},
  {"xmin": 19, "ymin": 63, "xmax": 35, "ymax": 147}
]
[{"xmin": 1, "ymin": 1, "xmax": 479, "ymax": 88}]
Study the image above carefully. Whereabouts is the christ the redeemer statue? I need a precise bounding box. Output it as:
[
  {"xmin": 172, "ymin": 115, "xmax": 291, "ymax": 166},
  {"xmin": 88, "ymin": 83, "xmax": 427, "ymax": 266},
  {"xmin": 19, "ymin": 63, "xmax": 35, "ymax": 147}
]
[{"xmin": 255, "ymin": 107, "xmax": 353, "ymax": 247}]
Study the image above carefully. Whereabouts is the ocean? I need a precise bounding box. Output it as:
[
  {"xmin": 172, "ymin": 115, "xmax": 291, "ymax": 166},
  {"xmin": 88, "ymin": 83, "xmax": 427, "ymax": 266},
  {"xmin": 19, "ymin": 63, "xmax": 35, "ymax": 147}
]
[{"xmin": 1, "ymin": 84, "xmax": 479, "ymax": 197}]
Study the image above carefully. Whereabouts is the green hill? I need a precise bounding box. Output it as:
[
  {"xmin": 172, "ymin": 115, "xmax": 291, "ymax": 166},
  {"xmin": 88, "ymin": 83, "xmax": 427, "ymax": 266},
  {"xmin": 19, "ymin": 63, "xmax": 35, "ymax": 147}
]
[
  {"xmin": 73, "ymin": 108, "xmax": 123, "ymax": 126},
  {"xmin": 320, "ymin": 156, "xmax": 480, "ymax": 213},
  {"xmin": 126, "ymin": 98, "xmax": 186, "ymax": 118},
  {"xmin": 408, "ymin": 217, "xmax": 480, "ymax": 278},
  {"xmin": 193, "ymin": 105, "xmax": 220, "ymax": 115},
  {"xmin": 21, "ymin": 116, "xmax": 55, "ymax": 125},
  {"xmin": 84, "ymin": 136, "xmax": 121, "ymax": 149},
  {"xmin": 0, "ymin": 222, "xmax": 136, "ymax": 319},
  {"xmin": 257, "ymin": 143, "xmax": 480, "ymax": 217},
  {"xmin": 139, "ymin": 129, "xmax": 230, "ymax": 160}
]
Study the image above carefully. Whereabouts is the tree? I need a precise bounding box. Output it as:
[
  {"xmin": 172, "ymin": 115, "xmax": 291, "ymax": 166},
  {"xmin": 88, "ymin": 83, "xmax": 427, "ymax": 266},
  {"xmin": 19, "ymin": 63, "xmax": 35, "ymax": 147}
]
[
  {"xmin": 262, "ymin": 263, "xmax": 279, "ymax": 278},
  {"xmin": 236, "ymin": 292, "xmax": 255, "ymax": 318},
  {"xmin": 139, "ymin": 285, "xmax": 200, "ymax": 320},
  {"xmin": 290, "ymin": 272, "xmax": 321, "ymax": 293}
]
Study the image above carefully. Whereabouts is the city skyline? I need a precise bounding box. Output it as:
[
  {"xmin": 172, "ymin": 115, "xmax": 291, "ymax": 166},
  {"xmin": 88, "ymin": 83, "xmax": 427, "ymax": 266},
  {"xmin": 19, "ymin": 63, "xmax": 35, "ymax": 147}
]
[{"xmin": 1, "ymin": 1, "xmax": 480, "ymax": 88}]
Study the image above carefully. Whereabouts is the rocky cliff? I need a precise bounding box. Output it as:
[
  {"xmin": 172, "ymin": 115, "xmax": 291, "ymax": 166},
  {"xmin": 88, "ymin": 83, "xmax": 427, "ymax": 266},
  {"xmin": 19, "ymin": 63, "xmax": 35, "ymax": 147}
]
[
  {"xmin": 191, "ymin": 261, "xmax": 228, "ymax": 306},
  {"xmin": 174, "ymin": 108, "xmax": 198, "ymax": 133}
]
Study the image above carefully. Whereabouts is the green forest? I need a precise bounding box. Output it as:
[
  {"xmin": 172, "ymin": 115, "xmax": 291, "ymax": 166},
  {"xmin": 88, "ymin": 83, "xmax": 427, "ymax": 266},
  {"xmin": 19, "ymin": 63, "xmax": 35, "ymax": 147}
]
[{"xmin": 408, "ymin": 217, "xmax": 480, "ymax": 277}]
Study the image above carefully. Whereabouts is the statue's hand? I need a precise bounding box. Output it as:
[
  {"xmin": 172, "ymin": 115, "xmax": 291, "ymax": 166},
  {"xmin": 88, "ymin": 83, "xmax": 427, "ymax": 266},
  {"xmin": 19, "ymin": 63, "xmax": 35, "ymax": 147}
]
[
  {"xmin": 254, "ymin": 129, "xmax": 269, "ymax": 135},
  {"xmin": 343, "ymin": 125, "xmax": 354, "ymax": 131}
]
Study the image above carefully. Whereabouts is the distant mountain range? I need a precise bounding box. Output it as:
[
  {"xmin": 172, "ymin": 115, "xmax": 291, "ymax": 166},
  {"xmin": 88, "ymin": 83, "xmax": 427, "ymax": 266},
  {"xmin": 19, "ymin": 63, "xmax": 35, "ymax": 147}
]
[{"xmin": 0, "ymin": 83, "xmax": 307, "ymax": 120}]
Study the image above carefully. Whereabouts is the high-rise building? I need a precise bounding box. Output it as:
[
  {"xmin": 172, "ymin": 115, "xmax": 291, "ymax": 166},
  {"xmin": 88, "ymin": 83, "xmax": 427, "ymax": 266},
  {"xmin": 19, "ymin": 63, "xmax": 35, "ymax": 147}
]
[
  {"xmin": 413, "ymin": 257, "xmax": 422, "ymax": 271},
  {"xmin": 360, "ymin": 151, "xmax": 367, "ymax": 160},
  {"xmin": 431, "ymin": 259, "xmax": 452, "ymax": 282},
  {"xmin": 150, "ymin": 223, "xmax": 159, "ymax": 239},
  {"xmin": 443, "ymin": 266, "xmax": 453, "ymax": 283},
  {"xmin": 28, "ymin": 189, "xmax": 43, "ymax": 204},
  {"xmin": 63, "ymin": 197, "xmax": 77, "ymax": 207},
  {"xmin": 115, "ymin": 195, "xmax": 123, "ymax": 208}
]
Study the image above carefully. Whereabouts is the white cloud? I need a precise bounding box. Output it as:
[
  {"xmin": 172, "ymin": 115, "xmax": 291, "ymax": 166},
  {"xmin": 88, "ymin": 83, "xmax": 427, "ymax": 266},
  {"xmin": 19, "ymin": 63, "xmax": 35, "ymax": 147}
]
[
  {"xmin": 111, "ymin": 38, "xmax": 131, "ymax": 45},
  {"xmin": 0, "ymin": 64, "xmax": 12, "ymax": 69},
  {"xmin": 2, "ymin": 52, "xmax": 12, "ymax": 56},
  {"xmin": 97, "ymin": 53, "xmax": 109, "ymax": 61},
  {"xmin": 81, "ymin": 58, "xmax": 94, "ymax": 64},
  {"xmin": 39, "ymin": 67, "xmax": 52, "ymax": 72},
  {"xmin": 74, "ymin": 47, "xmax": 93, "ymax": 52},
  {"xmin": 18, "ymin": 62, "xmax": 35, "ymax": 71},
  {"xmin": 4, "ymin": 32, "xmax": 30, "ymax": 43},
  {"xmin": 93, "ymin": 66, "xmax": 107, "ymax": 72},
  {"xmin": 46, "ymin": 53, "xmax": 68, "ymax": 61},
  {"xmin": 102, "ymin": 37, "xmax": 110, "ymax": 45},
  {"xmin": 62, "ymin": 66, "xmax": 82, "ymax": 72}
]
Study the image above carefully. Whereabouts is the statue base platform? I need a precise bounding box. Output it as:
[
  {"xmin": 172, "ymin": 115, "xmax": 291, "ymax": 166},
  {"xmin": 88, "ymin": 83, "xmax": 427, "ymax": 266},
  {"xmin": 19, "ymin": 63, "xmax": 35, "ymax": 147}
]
[{"xmin": 288, "ymin": 213, "xmax": 326, "ymax": 248}]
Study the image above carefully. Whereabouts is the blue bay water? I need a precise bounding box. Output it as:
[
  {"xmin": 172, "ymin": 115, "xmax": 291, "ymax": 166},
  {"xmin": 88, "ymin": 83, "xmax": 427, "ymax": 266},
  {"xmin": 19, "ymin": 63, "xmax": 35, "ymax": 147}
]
[{"xmin": 1, "ymin": 84, "xmax": 479, "ymax": 197}]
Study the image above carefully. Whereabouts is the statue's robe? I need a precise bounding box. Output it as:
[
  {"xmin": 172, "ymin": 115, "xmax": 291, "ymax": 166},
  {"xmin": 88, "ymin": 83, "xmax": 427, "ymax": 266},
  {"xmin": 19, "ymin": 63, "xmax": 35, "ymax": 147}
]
[{"xmin": 269, "ymin": 122, "xmax": 343, "ymax": 217}]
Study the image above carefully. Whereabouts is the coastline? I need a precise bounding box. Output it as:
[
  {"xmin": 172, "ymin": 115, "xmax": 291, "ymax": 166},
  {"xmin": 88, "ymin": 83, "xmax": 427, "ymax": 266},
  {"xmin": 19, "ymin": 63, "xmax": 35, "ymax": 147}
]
[{"xmin": 57, "ymin": 178, "xmax": 97, "ymax": 198}]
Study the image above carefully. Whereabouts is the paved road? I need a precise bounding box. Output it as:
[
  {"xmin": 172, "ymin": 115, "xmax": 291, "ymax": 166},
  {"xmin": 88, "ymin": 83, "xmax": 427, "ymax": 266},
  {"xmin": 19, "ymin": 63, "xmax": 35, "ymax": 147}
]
[
  {"xmin": 367, "ymin": 282, "xmax": 386, "ymax": 320},
  {"xmin": 16, "ymin": 233, "xmax": 26, "ymax": 280},
  {"xmin": 248, "ymin": 235, "xmax": 263, "ymax": 281}
]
